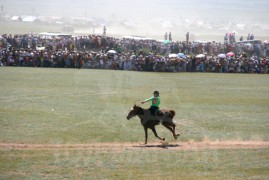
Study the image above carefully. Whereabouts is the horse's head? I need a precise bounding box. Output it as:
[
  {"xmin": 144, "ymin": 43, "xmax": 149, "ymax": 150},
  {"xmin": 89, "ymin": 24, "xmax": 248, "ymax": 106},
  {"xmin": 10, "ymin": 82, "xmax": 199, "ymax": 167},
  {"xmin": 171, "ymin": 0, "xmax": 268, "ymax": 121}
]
[{"xmin": 127, "ymin": 105, "xmax": 140, "ymax": 120}]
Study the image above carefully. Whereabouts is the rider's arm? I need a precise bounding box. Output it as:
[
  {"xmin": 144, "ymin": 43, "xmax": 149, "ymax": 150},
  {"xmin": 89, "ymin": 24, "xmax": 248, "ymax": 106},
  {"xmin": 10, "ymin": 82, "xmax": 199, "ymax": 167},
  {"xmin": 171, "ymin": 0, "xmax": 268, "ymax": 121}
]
[{"xmin": 141, "ymin": 97, "xmax": 154, "ymax": 103}]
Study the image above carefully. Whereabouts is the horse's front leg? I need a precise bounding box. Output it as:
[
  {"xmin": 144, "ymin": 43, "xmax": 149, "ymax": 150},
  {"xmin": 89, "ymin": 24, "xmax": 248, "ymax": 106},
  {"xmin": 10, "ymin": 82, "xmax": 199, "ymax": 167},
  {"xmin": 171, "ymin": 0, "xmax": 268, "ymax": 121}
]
[
  {"xmin": 143, "ymin": 126, "xmax": 148, "ymax": 144},
  {"xmin": 151, "ymin": 127, "xmax": 165, "ymax": 141}
]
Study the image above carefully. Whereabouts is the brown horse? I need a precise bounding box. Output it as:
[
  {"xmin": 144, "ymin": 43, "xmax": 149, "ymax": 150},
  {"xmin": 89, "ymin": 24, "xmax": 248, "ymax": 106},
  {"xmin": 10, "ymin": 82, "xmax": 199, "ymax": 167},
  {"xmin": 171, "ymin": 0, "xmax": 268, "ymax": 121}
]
[{"xmin": 126, "ymin": 104, "xmax": 180, "ymax": 144}]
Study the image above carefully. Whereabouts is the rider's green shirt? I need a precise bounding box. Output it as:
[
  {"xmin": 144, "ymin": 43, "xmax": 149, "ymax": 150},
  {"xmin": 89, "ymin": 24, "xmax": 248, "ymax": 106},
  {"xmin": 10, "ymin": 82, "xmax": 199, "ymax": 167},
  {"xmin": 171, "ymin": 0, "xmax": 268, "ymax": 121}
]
[{"xmin": 145, "ymin": 96, "xmax": 160, "ymax": 107}]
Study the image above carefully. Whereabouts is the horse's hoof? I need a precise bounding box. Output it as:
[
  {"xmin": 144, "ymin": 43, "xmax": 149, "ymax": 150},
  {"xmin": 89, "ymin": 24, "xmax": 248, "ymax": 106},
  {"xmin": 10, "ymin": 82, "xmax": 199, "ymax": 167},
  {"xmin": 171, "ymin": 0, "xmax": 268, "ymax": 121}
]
[
  {"xmin": 160, "ymin": 140, "xmax": 169, "ymax": 147},
  {"xmin": 139, "ymin": 143, "xmax": 147, "ymax": 146},
  {"xmin": 174, "ymin": 134, "xmax": 180, "ymax": 139}
]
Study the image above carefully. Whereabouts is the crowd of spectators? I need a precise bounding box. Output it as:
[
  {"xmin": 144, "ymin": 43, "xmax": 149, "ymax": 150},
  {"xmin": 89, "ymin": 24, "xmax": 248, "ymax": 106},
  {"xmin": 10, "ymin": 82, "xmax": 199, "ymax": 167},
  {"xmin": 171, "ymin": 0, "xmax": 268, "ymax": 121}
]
[{"xmin": 0, "ymin": 33, "xmax": 268, "ymax": 73}]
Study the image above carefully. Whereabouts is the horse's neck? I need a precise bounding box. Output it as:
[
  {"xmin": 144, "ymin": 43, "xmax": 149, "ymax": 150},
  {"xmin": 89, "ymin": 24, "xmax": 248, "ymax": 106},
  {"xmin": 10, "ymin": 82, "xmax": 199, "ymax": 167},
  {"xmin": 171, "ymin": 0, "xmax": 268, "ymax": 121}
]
[
  {"xmin": 137, "ymin": 108, "xmax": 149, "ymax": 125},
  {"xmin": 137, "ymin": 107, "xmax": 152, "ymax": 120},
  {"xmin": 136, "ymin": 107, "xmax": 145, "ymax": 119},
  {"xmin": 137, "ymin": 107, "xmax": 144, "ymax": 116}
]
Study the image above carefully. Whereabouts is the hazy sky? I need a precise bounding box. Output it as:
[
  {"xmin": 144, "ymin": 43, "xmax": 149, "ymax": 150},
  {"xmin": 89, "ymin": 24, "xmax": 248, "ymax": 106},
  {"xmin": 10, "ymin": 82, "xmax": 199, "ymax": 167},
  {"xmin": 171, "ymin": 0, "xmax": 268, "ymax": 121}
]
[
  {"xmin": 1, "ymin": 0, "xmax": 269, "ymax": 22},
  {"xmin": 1, "ymin": 0, "xmax": 269, "ymax": 40}
]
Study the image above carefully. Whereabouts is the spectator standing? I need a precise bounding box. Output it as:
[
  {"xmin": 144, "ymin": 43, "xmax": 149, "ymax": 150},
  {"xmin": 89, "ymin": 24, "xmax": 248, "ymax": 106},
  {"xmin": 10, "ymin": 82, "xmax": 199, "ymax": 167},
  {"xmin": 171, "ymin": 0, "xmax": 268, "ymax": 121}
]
[
  {"xmin": 186, "ymin": 32, "xmax": 189, "ymax": 44},
  {"xmin": 103, "ymin": 26, "xmax": 106, "ymax": 37},
  {"xmin": 224, "ymin": 33, "xmax": 228, "ymax": 43},
  {"xmin": 164, "ymin": 32, "xmax": 168, "ymax": 41},
  {"xmin": 169, "ymin": 32, "xmax": 172, "ymax": 41}
]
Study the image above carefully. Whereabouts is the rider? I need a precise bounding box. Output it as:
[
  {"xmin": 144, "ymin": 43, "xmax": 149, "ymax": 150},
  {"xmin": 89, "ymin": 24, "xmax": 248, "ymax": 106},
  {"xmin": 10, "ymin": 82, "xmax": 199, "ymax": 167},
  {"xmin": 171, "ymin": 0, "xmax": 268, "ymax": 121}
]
[{"xmin": 141, "ymin": 91, "xmax": 160, "ymax": 116}]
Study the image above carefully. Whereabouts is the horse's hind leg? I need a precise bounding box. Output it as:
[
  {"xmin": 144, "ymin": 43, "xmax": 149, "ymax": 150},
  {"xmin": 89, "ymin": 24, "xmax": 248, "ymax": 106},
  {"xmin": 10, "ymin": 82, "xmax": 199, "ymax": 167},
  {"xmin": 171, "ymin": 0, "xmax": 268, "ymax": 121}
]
[
  {"xmin": 162, "ymin": 122, "xmax": 180, "ymax": 139},
  {"xmin": 170, "ymin": 122, "xmax": 180, "ymax": 139},
  {"xmin": 151, "ymin": 127, "xmax": 165, "ymax": 141}
]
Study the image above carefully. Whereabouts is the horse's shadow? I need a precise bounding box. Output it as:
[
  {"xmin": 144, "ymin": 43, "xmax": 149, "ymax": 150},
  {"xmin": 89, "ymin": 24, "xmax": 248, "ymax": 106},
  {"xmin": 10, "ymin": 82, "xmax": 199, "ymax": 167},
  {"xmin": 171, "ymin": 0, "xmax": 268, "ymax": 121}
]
[{"xmin": 133, "ymin": 143, "xmax": 180, "ymax": 149}]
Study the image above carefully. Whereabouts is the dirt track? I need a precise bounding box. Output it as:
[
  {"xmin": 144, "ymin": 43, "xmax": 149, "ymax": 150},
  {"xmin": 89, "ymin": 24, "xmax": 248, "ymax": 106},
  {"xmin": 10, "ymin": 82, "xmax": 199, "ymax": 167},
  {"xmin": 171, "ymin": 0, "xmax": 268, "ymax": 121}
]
[{"xmin": 1, "ymin": 141, "xmax": 269, "ymax": 151}]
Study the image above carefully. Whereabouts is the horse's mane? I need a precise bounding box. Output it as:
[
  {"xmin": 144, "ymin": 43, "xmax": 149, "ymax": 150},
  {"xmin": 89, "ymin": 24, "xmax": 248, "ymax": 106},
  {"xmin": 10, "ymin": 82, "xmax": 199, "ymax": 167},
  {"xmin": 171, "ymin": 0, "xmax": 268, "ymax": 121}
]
[{"xmin": 134, "ymin": 105, "xmax": 145, "ymax": 115}]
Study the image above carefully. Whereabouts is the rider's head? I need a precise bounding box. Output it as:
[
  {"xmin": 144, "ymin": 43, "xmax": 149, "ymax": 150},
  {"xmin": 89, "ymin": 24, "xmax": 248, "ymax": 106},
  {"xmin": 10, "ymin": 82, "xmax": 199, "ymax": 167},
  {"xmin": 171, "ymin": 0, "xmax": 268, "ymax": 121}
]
[{"xmin": 153, "ymin": 91, "xmax": 159, "ymax": 97}]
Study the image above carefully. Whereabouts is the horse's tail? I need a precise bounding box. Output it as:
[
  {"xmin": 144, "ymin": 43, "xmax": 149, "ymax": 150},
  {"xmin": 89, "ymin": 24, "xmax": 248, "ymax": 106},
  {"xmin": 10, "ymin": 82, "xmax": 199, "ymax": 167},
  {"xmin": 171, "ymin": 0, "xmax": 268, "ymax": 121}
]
[{"xmin": 170, "ymin": 110, "xmax": 176, "ymax": 118}]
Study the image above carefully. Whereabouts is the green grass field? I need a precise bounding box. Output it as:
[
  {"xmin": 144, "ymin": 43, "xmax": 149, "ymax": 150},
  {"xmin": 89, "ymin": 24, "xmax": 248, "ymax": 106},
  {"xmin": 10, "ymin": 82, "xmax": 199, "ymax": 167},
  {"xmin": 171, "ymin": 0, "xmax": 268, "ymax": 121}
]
[{"xmin": 0, "ymin": 67, "xmax": 269, "ymax": 179}]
